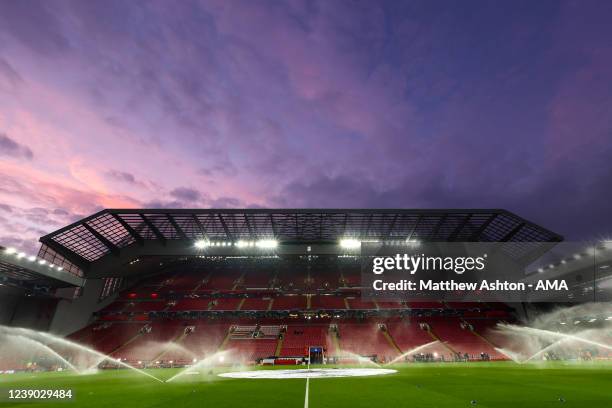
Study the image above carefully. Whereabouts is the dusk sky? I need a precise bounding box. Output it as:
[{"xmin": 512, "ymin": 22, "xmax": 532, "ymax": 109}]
[{"xmin": 1, "ymin": 0, "xmax": 611, "ymax": 253}]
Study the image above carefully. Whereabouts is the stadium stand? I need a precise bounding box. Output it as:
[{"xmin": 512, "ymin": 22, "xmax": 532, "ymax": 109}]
[{"xmin": 32, "ymin": 208, "xmax": 560, "ymax": 366}]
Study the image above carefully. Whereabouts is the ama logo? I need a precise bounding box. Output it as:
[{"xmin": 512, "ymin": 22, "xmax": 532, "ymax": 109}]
[{"xmin": 535, "ymin": 280, "xmax": 568, "ymax": 290}]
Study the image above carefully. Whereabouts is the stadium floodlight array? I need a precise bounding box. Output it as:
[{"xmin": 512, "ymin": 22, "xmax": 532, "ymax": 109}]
[
  {"xmin": 534, "ymin": 240, "xmax": 612, "ymax": 273},
  {"xmin": 339, "ymin": 238, "xmax": 421, "ymax": 249},
  {"xmin": 3, "ymin": 246, "xmax": 63, "ymax": 271},
  {"xmin": 193, "ymin": 239, "xmax": 279, "ymax": 249}
]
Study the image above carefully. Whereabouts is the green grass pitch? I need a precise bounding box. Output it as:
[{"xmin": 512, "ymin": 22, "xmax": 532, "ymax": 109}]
[{"xmin": 1, "ymin": 362, "xmax": 611, "ymax": 408}]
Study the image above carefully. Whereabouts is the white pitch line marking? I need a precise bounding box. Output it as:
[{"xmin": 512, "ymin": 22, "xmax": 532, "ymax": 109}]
[{"xmin": 304, "ymin": 376, "xmax": 309, "ymax": 408}]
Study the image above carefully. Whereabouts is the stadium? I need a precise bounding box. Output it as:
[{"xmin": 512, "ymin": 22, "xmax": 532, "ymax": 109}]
[{"xmin": 0, "ymin": 208, "xmax": 611, "ymax": 407}]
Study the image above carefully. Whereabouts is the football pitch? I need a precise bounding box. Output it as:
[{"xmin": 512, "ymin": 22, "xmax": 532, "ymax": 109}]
[{"xmin": 1, "ymin": 362, "xmax": 611, "ymax": 408}]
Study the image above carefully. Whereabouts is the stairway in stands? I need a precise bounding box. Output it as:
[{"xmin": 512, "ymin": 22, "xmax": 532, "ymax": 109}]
[{"xmin": 380, "ymin": 324, "xmax": 403, "ymax": 354}]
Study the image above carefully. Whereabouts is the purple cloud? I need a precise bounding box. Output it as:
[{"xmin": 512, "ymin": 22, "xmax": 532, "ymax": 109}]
[
  {"xmin": 0, "ymin": 133, "xmax": 34, "ymax": 160},
  {"xmin": 0, "ymin": 0, "xmax": 611, "ymax": 253}
]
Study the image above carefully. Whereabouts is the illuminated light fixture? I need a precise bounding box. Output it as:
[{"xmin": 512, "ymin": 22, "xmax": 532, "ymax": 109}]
[
  {"xmin": 5, "ymin": 247, "xmax": 16, "ymax": 254},
  {"xmin": 38, "ymin": 259, "xmax": 47, "ymax": 265},
  {"xmin": 548, "ymin": 264, "xmax": 554, "ymax": 269},
  {"xmin": 537, "ymin": 268, "xmax": 544, "ymax": 273},
  {"xmin": 339, "ymin": 239, "xmax": 361, "ymax": 249},
  {"xmin": 603, "ymin": 241, "xmax": 612, "ymax": 250},
  {"xmin": 574, "ymin": 320, "xmax": 580, "ymax": 325},
  {"xmin": 27, "ymin": 255, "xmax": 36, "ymax": 262},
  {"xmin": 57, "ymin": 266, "xmax": 63, "ymax": 271},
  {"xmin": 194, "ymin": 239, "xmax": 209, "ymax": 249},
  {"xmin": 192, "ymin": 358, "xmax": 197, "ymax": 363},
  {"xmin": 17, "ymin": 252, "xmax": 26, "ymax": 259},
  {"xmin": 256, "ymin": 239, "xmax": 278, "ymax": 249},
  {"xmin": 574, "ymin": 254, "xmax": 582, "ymax": 260},
  {"xmin": 218, "ymin": 355, "xmax": 225, "ymax": 363},
  {"xmin": 588, "ymin": 318, "xmax": 597, "ymax": 323},
  {"xmin": 236, "ymin": 240, "xmax": 249, "ymax": 248},
  {"xmin": 559, "ymin": 322, "xmax": 566, "ymax": 325},
  {"xmin": 606, "ymin": 316, "xmax": 612, "ymax": 321},
  {"xmin": 561, "ymin": 260, "xmax": 567, "ymax": 264}
]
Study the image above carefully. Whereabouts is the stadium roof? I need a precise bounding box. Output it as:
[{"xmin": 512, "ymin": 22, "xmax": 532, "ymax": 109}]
[
  {"xmin": 38, "ymin": 209, "xmax": 562, "ymax": 278},
  {"xmin": 0, "ymin": 246, "xmax": 85, "ymax": 290}
]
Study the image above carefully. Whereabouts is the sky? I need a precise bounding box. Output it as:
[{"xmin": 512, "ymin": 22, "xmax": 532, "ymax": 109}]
[{"xmin": 0, "ymin": 0, "xmax": 611, "ymax": 254}]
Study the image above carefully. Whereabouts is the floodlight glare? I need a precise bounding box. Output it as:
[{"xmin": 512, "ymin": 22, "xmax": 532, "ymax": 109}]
[
  {"xmin": 339, "ymin": 239, "xmax": 361, "ymax": 249},
  {"xmin": 27, "ymin": 255, "xmax": 36, "ymax": 262},
  {"xmin": 256, "ymin": 239, "xmax": 278, "ymax": 249},
  {"xmin": 236, "ymin": 240, "xmax": 249, "ymax": 248},
  {"xmin": 5, "ymin": 247, "xmax": 16, "ymax": 254},
  {"xmin": 194, "ymin": 239, "xmax": 209, "ymax": 249}
]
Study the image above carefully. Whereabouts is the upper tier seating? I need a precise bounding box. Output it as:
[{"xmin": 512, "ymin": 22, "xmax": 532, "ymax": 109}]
[
  {"xmin": 169, "ymin": 298, "xmax": 210, "ymax": 311},
  {"xmin": 205, "ymin": 271, "xmax": 242, "ymax": 290},
  {"xmin": 310, "ymin": 295, "xmax": 346, "ymax": 309},
  {"xmin": 346, "ymin": 298, "xmax": 377, "ymax": 309},
  {"xmin": 241, "ymin": 297, "xmax": 271, "ymax": 310},
  {"xmin": 271, "ymin": 295, "xmax": 306, "ymax": 310},
  {"xmin": 210, "ymin": 298, "xmax": 242, "ymax": 311}
]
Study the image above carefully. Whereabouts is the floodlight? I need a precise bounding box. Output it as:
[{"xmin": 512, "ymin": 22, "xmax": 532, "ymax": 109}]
[
  {"xmin": 5, "ymin": 247, "xmax": 17, "ymax": 254},
  {"xmin": 256, "ymin": 239, "xmax": 278, "ymax": 249},
  {"xmin": 17, "ymin": 252, "xmax": 26, "ymax": 259},
  {"xmin": 38, "ymin": 259, "xmax": 47, "ymax": 265},
  {"xmin": 236, "ymin": 240, "xmax": 248, "ymax": 248},
  {"xmin": 27, "ymin": 256, "xmax": 36, "ymax": 262},
  {"xmin": 194, "ymin": 239, "xmax": 209, "ymax": 249},
  {"xmin": 339, "ymin": 239, "xmax": 360, "ymax": 249}
]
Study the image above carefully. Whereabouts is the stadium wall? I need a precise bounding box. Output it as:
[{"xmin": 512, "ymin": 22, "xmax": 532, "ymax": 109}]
[
  {"xmin": 7, "ymin": 295, "xmax": 58, "ymax": 331},
  {"xmin": 0, "ymin": 285, "xmax": 21, "ymax": 325},
  {"xmin": 50, "ymin": 278, "xmax": 117, "ymax": 336}
]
